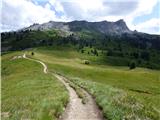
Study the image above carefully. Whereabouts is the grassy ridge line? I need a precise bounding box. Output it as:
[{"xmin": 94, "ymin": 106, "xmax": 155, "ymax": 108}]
[
  {"xmin": 1, "ymin": 52, "xmax": 69, "ymax": 120},
  {"xmin": 70, "ymin": 78, "xmax": 159, "ymax": 120}
]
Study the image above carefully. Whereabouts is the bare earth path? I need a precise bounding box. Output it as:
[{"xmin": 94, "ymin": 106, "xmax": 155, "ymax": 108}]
[{"xmin": 23, "ymin": 54, "xmax": 103, "ymax": 120}]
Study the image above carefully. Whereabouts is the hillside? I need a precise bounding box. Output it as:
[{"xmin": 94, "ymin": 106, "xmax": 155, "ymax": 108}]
[
  {"xmin": 29, "ymin": 47, "xmax": 160, "ymax": 119},
  {"xmin": 27, "ymin": 47, "xmax": 160, "ymax": 119},
  {"xmin": 1, "ymin": 20, "xmax": 160, "ymax": 70},
  {"xmin": 1, "ymin": 52, "xmax": 68, "ymax": 119},
  {"xmin": 2, "ymin": 47, "xmax": 160, "ymax": 119}
]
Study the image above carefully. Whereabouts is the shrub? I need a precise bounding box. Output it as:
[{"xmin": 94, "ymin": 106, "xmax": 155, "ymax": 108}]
[
  {"xmin": 81, "ymin": 49, "xmax": 84, "ymax": 53},
  {"xmin": 107, "ymin": 49, "xmax": 113, "ymax": 56},
  {"xmin": 31, "ymin": 52, "xmax": 34, "ymax": 56},
  {"xmin": 140, "ymin": 51, "xmax": 150, "ymax": 61},
  {"xmin": 129, "ymin": 61, "xmax": 136, "ymax": 69},
  {"xmin": 83, "ymin": 60, "xmax": 90, "ymax": 65}
]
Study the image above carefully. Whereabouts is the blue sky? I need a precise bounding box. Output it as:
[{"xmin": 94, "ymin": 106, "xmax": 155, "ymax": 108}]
[{"xmin": 1, "ymin": 0, "xmax": 160, "ymax": 34}]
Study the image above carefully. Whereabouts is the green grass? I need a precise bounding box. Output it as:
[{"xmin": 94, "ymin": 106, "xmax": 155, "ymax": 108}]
[
  {"xmin": 29, "ymin": 47, "xmax": 160, "ymax": 120},
  {"xmin": 70, "ymin": 78, "xmax": 159, "ymax": 119},
  {"xmin": 69, "ymin": 82, "xmax": 87, "ymax": 104},
  {"xmin": 1, "ymin": 52, "xmax": 69, "ymax": 120}
]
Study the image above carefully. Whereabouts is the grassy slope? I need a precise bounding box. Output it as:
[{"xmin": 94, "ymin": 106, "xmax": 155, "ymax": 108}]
[
  {"xmin": 30, "ymin": 47, "xmax": 160, "ymax": 119},
  {"xmin": 1, "ymin": 52, "xmax": 69, "ymax": 120}
]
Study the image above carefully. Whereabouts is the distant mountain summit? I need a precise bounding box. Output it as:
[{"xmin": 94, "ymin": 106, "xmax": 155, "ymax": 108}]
[{"xmin": 23, "ymin": 19, "xmax": 131, "ymax": 35}]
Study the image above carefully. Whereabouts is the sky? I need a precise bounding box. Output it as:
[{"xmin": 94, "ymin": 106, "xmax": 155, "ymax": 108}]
[{"xmin": 1, "ymin": 0, "xmax": 160, "ymax": 34}]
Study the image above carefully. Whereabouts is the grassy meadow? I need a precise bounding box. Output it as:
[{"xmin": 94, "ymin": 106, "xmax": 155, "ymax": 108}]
[
  {"xmin": 1, "ymin": 52, "xmax": 69, "ymax": 120},
  {"xmin": 28, "ymin": 46, "xmax": 160, "ymax": 119},
  {"xmin": 2, "ymin": 46, "xmax": 160, "ymax": 120}
]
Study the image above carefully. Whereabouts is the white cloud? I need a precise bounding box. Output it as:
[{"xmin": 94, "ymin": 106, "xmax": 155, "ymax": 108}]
[
  {"xmin": 45, "ymin": 3, "xmax": 51, "ymax": 10},
  {"xmin": 49, "ymin": 0, "xmax": 64, "ymax": 12},
  {"xmin": 133, "ymin": 0, "xmax": 157, "ymax": 16},
  {"xmin": 1, "ymin": 0, "xmax": 67, "ymax": 32},
  {"xmin": 134, "ymin": 18, "xmax": 160, "ymax": 34},
  {"xmin": 57, "ymin": 0, "xmax": 157, "ymax": 19}
]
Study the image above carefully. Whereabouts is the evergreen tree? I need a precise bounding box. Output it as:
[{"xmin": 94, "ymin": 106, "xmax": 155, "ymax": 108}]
[{"xmin": 31, "ymin": 52, "xmax": 34, "ymax": 56}]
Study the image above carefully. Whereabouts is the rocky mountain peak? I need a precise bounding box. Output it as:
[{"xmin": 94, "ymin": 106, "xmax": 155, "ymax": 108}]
[{"xmin": 23, "ymin": 19, "xmax": 131, "ymax": 35}]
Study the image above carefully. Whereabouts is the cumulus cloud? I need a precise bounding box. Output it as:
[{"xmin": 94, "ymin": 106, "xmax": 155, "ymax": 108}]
[
  {"xmin": 49, "ymin": 0, "xmax": 64, "ymax": 12},
  {"xmin": 56, "ymin": 0, "xmax": 157, "ymax": 20},
  {"xmin": 1, "ymin": 0, "xmax": 67, "ymax": 32},
  {"xmin": 134, "ymin": 18, "xmax": 160, "ymax": 34},
  {"xmin": 101, "ymin": 1, "xmax": 138, "ymax": 15}
]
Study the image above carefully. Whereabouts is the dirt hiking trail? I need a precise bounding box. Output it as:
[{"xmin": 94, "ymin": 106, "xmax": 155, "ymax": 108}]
[{"xmin": 23, "ymin": 54, "xmax": 103, "ymax": 120}]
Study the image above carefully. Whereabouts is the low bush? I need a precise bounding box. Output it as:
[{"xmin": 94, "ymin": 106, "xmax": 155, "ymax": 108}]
[{"xmin": 83, "ymin": 60, "xmax": 90, "ymax": 65}]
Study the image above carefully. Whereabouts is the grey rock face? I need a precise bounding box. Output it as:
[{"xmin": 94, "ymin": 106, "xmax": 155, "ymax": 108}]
[
  {"xmin": 24, "ymin": 21, "xmax": 70, "ymax": 32},
  {"xmin": 23, "ymin": 19, "xmax": 132, "ymax": 35}
]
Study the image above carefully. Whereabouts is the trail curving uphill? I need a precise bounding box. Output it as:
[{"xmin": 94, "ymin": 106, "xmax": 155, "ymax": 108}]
[
  {"xmin": 23, "ymin": 54, "xmax": 47, "ymax": 73},
  {"xmin": 23, "ymin": 54, "xmax": 103, "ymax": 120}
]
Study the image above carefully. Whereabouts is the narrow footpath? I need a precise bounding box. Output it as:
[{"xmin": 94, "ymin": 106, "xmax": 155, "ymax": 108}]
[{"xmin": 23, "ymin": 54, "xmax": 103, "ymax": 120}]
